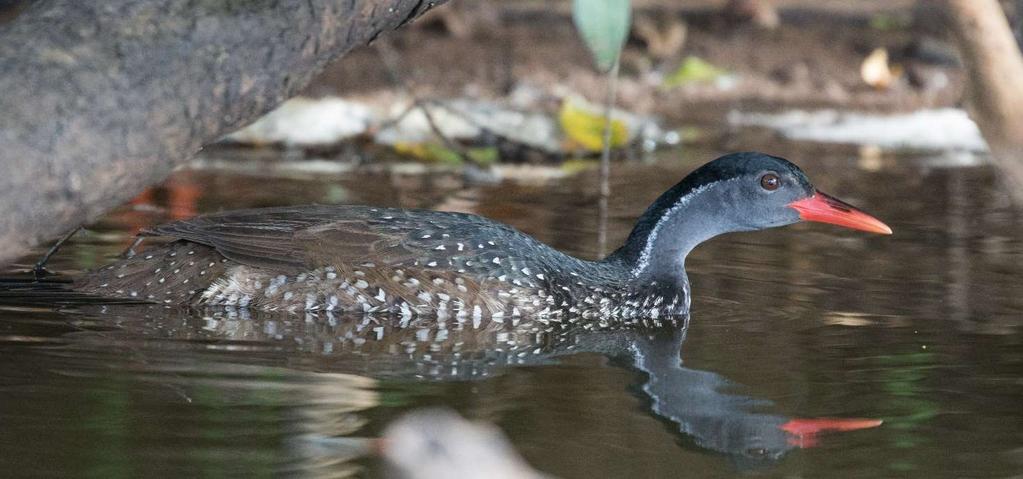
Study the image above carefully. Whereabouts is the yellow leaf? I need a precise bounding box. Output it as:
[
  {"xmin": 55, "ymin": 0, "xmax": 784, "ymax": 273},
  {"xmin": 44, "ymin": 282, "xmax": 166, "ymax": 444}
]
[
  {"xmin": 558, "ymin": 97, "xmax": 630, "ymax": 152},
  {"xmin": 860, "ymin": 48, "xmax": 897, "ymax": 90}
]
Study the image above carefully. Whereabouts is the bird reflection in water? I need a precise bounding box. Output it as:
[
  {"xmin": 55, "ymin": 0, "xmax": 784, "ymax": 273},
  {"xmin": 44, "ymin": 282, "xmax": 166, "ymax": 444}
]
[{"xmin": 147, "ymin": 306, "xmax": 882, "ymax": 472}]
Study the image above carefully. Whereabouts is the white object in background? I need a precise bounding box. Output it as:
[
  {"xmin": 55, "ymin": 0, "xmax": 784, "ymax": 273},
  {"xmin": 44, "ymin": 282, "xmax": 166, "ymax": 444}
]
[
  {"xmin": 728, "ymin": 108, "xmax": 989, "ymax": 152},
  {"xmin": 226, "ymin": 97, "xmax": 371, "ymax": 147}
]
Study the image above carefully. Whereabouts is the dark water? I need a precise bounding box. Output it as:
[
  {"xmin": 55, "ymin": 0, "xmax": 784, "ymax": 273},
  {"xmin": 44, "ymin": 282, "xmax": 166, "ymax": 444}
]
[{"xmin": 2, "ymin": 144, "xmax": 1022, "ymax": 478}]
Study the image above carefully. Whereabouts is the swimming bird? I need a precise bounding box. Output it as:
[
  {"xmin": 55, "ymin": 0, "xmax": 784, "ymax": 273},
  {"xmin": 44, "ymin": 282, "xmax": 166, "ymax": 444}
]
[{"xmin": 74, "ymin": 152, "xmax": 891, "ymax": 320}]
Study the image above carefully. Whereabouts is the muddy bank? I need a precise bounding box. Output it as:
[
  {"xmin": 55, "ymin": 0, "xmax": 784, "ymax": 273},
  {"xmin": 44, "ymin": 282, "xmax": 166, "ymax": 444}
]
[{"xmin": 305, "ymin": 0, "xmax": 966, "ymax": 124}]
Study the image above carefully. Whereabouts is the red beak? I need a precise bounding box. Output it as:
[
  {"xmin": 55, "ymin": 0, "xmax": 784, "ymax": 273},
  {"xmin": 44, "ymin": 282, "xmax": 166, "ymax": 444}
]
[
  {"xmin": 780, "ymin": 417, "xmax": 884, "ymax": 448},
  {"xmin": 788, "ymin": 190, "xmax": 892, "ymax": 235}
]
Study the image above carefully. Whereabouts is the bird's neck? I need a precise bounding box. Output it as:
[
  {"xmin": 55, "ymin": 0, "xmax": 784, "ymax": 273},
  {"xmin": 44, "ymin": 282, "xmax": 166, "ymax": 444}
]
[{"xmin": 605, "ymin": 181, "xmax": 741, "ymax": 286}]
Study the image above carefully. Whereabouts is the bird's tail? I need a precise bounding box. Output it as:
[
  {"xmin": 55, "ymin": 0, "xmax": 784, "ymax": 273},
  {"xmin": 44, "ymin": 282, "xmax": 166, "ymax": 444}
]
[{"xmin": 0, "ymin": 274, "xmax": 143, "ymax": 307}]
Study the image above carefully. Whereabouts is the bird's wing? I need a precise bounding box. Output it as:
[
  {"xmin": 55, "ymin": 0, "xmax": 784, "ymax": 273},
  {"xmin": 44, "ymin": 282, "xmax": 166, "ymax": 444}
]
[{"xmin": 143, "ymin": 204, "xmax": 545, "ymax": 274}]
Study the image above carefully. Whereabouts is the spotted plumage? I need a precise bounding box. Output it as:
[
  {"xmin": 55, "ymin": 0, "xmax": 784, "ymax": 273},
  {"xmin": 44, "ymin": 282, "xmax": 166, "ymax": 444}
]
[
  {"xmin": 76, "ymin": 205, "xmax": 684, "ymax": 322},
  {"xmin": 74, "ymin": 152, "xmax": 890, "ymax": 322}
]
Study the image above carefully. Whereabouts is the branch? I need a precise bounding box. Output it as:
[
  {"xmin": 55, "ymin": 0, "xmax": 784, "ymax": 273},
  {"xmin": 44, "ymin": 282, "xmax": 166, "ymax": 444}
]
[
  {"xmin": 0, "ymin": 0, "xmax": 446, "ymax": 266},
  {"xmin": 939, "ymin": 0, "xmax": 1023, "ymax": 198}
]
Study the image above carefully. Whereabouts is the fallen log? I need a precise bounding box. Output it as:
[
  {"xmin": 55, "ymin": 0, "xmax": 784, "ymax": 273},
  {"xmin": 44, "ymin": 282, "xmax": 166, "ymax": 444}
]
[{"xmin": 0, "ymin": 0, "xmax": 445, "ymax": 266}]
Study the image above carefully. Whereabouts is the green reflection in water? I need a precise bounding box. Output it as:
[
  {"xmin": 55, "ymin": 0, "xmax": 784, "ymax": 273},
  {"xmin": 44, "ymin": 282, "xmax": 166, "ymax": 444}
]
[
  {"xmin": 874, "ymin": 351, "xmax": 941, "ymax": 472},
  {"xmin": 85, "ymin": 381, "xmax": 131, "ymax": 478},
  {"xmin": 324, "ymin": 184, "xmax": 349, "ymax": 204}
]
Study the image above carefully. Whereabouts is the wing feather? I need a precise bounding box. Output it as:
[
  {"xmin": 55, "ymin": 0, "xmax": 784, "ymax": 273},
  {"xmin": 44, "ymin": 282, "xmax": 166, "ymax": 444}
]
[{"xmin": 142, "ymin": 205, "xmax": 548, "ymax": 275}]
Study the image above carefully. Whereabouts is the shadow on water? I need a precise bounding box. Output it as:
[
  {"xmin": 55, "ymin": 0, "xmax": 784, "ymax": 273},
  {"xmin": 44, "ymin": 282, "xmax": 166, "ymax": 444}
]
[{"xmin": 2, "ymin": 143, "xmax": 1023, "ymax": 477}]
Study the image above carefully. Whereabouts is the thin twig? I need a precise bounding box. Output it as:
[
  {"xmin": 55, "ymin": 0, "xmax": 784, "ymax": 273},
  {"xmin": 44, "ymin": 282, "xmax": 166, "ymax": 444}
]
[
  {"xmin": 375, "ymin": 101, "xmax": 420, "ymax": 132},
  {"xmin": 33, "ymin": 227, "xmax": 81, "ymax": 279},
  {"xmin": 121, "ymin": 235, "xmax": 146, "ymax": 259},
  {"xmin": 597, "ymin": 58, "xmax": 621, "ymax": 257},
  {"xmin": 375, "ymin": 39, "xmax": 554, "ymax": 166},
  {"xmin": 375, "ymin": 39, "xmax": 472, "ymax": 164},
  {"xmin": 416, "ymin": 99, "xmax": 470, "ymax": 160}
]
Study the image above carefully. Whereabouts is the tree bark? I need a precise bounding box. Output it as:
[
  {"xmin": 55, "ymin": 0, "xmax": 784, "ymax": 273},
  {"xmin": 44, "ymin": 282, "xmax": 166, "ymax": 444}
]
[
  {"xmin": 939, "ymin": 0, "xmax": 1023, "ymax": 199},
  {"xmin": 0, "ymin": 0, "xmax": 445, "ymax": 267}
]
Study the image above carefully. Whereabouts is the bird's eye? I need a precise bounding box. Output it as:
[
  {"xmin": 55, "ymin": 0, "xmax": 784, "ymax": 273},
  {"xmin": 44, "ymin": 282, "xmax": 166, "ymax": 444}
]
[{"xmin": 760, "ymin": 173, "xmax": 780, "ymax": 191}]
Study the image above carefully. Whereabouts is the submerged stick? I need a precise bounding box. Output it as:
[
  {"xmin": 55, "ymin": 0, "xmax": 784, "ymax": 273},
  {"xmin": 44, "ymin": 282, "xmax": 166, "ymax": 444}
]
[{"xmin": 32, "ymin": 227, "xmax": 80, "ymax": 279}]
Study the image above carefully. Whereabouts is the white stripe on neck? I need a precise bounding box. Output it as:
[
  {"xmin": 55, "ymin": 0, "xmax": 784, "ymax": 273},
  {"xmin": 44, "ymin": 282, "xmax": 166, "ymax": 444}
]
[{"xmin": 632, "ymin": 181, "xmax": 719, "ymax": 277}]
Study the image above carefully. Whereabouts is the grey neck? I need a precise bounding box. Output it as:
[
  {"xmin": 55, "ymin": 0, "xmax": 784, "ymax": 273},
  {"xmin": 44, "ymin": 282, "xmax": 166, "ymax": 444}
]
[{"xmin": 625, "ymin": 180, "xmax": 750, "ymax": 285}]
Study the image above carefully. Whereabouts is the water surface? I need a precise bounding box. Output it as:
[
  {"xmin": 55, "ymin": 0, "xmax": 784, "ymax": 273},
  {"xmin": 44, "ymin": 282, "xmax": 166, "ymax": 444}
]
[{"xmin": 2, "ymin": 143, "xmax": 1021, "ymax": 478}]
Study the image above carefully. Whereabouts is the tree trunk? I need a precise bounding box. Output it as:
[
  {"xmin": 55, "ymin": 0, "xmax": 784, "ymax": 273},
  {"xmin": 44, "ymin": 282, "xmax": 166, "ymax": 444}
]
[
  {"xmin": 0, "ymin": 0, "xmax": 445, "ymax": 267},
  {"xmin": 939, "ymin": 0, "xmax": 1023, "ymax": 198}
]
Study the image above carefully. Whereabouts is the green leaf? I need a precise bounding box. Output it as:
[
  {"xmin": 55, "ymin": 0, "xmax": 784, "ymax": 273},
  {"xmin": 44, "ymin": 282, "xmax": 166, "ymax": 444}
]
[
  {"xmin": 664, "ymin": 56, "xmax": 730, "ymax": 87},
  {"xmin": 466, "ymin": 146, "xmax": 499, "ymax": 165},
  {"xmin": 573, "ymin": 0, "xmax": 632, "ymax": 72}
]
